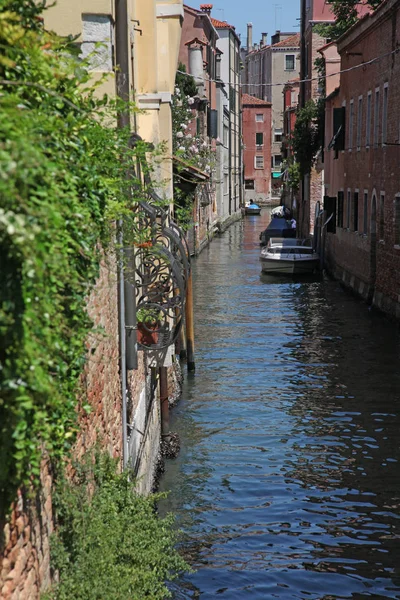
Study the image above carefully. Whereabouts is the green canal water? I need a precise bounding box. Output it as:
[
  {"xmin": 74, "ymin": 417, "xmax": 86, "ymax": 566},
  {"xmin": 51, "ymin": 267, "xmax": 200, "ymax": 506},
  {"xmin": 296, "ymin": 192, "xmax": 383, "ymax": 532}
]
[{"xmin": 159, "ymin": 209, "xmax": 400, "ymax": 599}]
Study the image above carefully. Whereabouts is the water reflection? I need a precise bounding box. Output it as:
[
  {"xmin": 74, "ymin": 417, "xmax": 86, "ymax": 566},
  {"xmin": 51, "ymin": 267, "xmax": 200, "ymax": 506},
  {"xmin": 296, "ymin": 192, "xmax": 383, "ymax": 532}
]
[{"xmin": 159, "ymin": 208, "xmax": 400, "ymax": 599}]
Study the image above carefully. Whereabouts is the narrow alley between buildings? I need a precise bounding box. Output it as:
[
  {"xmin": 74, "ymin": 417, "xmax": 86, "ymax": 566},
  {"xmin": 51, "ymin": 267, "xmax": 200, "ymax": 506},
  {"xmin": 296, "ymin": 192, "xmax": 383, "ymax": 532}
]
[{"xmin": 159, "ymin": 209, "xmax": 400, "ymax": 599}]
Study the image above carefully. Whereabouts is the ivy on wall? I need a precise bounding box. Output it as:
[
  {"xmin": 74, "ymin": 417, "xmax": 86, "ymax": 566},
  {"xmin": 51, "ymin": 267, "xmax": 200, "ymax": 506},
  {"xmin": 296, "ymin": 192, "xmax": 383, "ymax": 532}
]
[{"xmin": 0, "ymin": 0, "xmax": 147, "ymax": 516}]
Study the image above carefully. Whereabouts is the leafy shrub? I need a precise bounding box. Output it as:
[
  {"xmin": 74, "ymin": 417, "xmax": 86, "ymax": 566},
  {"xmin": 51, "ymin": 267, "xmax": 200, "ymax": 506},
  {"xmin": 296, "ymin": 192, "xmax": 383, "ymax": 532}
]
[{"xmin": 44, "ymin": 453, "xmax": 190, "ymax": 600}]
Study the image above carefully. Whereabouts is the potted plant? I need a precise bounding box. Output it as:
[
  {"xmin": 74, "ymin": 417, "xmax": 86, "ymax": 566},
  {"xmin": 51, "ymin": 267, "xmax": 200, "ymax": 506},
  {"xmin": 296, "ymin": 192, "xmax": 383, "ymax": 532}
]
[
  {"xmin": 136, "ymin": 306, "xmax": 161, "ymax": 346},
  {"xmin": 134, "ymin": 226, "xmax": 154, "ymax": 249}
]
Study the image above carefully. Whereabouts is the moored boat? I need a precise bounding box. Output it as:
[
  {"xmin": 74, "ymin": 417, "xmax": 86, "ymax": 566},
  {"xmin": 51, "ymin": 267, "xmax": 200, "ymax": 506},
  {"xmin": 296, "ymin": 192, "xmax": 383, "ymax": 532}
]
[
  {"xmin": 245, "ymin": 202, "xmax": 261, "ymax": 215},
  {"xmin": 259, "ymin": 217, "xmax": 296, "ymax": 245},
  {"xmin": 260, "ymin": 238, "xmax": 319, "ymax": 275}
]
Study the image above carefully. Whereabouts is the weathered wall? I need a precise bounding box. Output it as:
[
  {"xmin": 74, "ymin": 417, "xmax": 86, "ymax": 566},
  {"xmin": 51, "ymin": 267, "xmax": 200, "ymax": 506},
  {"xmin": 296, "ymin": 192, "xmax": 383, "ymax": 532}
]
[
  {"xmin": 324, "ymin": 0, "xmax": 400, "ymax": 319},
  {"xmin": 0, "ymin": 258, "xmax": 170, "ymax": 599},
  {"xmin": 242, "ymin": 98, "xmax": 272, "ymax": 203}
]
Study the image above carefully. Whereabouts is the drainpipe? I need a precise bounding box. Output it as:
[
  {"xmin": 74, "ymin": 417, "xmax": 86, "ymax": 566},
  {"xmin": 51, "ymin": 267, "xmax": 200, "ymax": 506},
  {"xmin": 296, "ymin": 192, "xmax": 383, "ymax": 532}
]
[
  {"xmin": 115, "ymin": 0, "xmax": 133, "ymax": 468},
  {"xmin": 159, "ymin": 367, "xmax": 170, "ymax": 437}
]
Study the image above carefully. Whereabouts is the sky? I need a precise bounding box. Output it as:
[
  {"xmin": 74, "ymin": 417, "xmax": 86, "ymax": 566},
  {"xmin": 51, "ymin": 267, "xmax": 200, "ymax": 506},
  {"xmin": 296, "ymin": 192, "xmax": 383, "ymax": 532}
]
[{"xmin": 206, "ymin": 0, "xmax": 301, "ymax": 46}]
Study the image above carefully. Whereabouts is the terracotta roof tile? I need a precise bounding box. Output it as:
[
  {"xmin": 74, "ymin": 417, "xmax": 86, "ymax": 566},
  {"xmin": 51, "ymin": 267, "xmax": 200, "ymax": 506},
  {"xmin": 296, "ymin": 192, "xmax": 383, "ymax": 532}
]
[
  {"xmin": 271, "ymin": 33, "xmax": 300, "ymax": 48},
  {"xmin": 211, "ymin": 17, "xmax": 235, "ymax": 30},
  {"xmin": 242, "ymin": 93, "xmax": 272, "ymax": 106}
]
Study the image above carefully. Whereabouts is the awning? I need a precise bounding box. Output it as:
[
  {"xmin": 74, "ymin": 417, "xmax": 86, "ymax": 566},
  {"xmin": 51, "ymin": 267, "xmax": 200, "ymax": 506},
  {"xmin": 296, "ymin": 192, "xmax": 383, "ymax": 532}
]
[{"xmin": 272, "ymin": 172, "xmax": 282, "ymax": 179}]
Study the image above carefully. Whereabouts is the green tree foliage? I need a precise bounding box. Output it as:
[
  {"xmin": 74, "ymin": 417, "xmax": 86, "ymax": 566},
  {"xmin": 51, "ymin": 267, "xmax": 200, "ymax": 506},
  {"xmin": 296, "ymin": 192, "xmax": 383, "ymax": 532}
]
[
  {"xmin": 292, "ymin": 100, "xmax": 325, "ymax": 177},
  {"xmin": 44, "ymin": 453, "xmax": 190, "ymax": 600},
  {"xmin": 0, "ymin": 0, "xmax": 143, "ymax": 515},
  {"xmin": 316, "ymin": 0, "xmax": 383, "ymax": 40}
]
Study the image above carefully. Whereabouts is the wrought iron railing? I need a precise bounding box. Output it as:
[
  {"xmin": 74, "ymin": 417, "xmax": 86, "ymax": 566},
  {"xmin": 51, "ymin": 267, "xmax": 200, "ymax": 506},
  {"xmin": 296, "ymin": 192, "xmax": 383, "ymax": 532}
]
[{"xmin": 128, "ymin": 136, "xmax": 190, "ymax": 351}]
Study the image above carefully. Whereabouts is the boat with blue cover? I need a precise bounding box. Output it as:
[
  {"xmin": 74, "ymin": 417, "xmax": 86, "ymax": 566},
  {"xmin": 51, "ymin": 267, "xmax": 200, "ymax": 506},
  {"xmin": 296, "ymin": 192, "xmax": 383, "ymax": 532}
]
[{"xmin": 245, "ymin": 202, "xmax": 261, "ymax": 215}]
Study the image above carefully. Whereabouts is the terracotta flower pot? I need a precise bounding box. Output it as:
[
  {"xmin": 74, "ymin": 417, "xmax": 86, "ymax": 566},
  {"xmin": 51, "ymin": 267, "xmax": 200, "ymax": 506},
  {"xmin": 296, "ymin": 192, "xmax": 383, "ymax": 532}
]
[
  {"xmin": 137, "ymin": 322, "xmax": 159, "ymax": 346},
  {"xmin": 134, "ymin": 241, "xmax": 153, "ymax": 249}
]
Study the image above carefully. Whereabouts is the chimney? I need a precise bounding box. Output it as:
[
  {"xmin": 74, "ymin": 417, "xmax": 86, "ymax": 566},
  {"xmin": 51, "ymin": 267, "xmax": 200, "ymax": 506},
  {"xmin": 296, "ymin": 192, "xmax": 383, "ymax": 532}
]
[
  {"xmin": 262, "ymin": 32, "xmax": 268, "ymax": 46},
  {"xmin": 200, "ymin": 3, "xmax": 213, "ymax": 15},
  {"xmin": 247, "ymin": 22, "xmax": 253, "ymax": 51}
]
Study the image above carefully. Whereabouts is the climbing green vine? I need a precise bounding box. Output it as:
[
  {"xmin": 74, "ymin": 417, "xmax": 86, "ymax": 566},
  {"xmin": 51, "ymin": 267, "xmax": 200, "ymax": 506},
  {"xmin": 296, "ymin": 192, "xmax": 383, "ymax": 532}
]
[{"xmin": 0, "ymin": 0, "xmax": 153, "ymax": 515}]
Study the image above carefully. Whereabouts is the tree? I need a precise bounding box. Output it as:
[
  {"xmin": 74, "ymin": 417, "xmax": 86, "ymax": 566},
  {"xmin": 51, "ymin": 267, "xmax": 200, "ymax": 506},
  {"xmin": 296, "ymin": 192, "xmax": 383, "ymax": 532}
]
[{"xmin": 316, "ymin": 0, "xmax": 384, "ymax": 40}]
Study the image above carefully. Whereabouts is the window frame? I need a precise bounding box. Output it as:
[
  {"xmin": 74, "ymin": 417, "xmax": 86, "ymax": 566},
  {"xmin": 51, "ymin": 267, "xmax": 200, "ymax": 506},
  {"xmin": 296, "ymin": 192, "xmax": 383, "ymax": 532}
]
[
  {"xmin": 255, "ymin": 113, "xmax": 264, "ymax": 122},
  {"xmin": 379, "ymin": 192, "xmax": 385, "ymax": 240},
  {"xmin": 337, "ymin": 190, "xmax": 344, "ymax": 228},
  {"xmin": 357, "ymin": 95, "xmax": 363, "ymax": 150},
  {"xmin": 382, "ymin": 83, "xmax": 389, "ymax": 146},
  {"xmin": 255, "ymin": 155, "xmax": 264, "ymax": 169},
  {"xmin": 374, "ymin": 86, "xmax": 380, "ymax": 147},
  {"xmin": 363, "ymin": 190, "xmax": 368, "ymax": 235},
  {"xmin": 347, "ymin": 189, "xmax": 352, "ymax": 229},
  {"xmin": 285, "ymin": 54, "xmax": 296, "ymax": 71},
  {"xmin": 353, "ymin": 190, "xmax": 359, "ymax": 232},
  {"xmin": 348, "ymin": 99, "xmax": 354, "ymax": 151},
  {"xmin": 366, "ymin": 91, "xmax": 372, "ymax": 148}
]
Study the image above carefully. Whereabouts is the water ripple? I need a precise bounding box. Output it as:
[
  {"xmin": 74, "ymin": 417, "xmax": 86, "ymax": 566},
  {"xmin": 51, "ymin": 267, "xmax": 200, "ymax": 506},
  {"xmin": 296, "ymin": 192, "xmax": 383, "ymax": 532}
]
[{"xmin": 159, "ymin": 210, "xmax": 400, "ymax": 599}]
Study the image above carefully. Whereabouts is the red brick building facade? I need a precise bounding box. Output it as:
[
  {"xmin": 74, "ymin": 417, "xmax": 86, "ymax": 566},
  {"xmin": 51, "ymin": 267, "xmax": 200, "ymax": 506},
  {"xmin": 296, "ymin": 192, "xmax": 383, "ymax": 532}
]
[
  {"xmin": 323, "ymin": 0, "xmax": 400, "ymax": 318},
  {"xmin": 242, "ymin": 93, "xmax": 272, "ymax": 204}
]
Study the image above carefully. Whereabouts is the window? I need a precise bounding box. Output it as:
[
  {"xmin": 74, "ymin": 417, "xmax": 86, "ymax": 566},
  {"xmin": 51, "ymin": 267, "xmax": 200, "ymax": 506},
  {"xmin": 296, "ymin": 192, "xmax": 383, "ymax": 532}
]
[
  {"xmin": 363, "ymin": 192, "xmax": 368, "ymax": 234},
  {"xmin": 379, "ymin": 193, "xmax": 385, "ymax": 240},
  {"xmin": 274, "ymin": 129, "xmax": 283, "ymax": 143},
  {"xmin": 337, "ymin": 191, "xmax": 344, "ymax": 228},
  {"xmin": 357, "ymin": 96, "xmax": 363, "ymax": 149},
  {"xmin": 348, "ymin": 99, "xmax": 354, "ymax": 150},
  {"xmin": 347, "ymin": 190, "xmax": 351, "ymax": 228},
  {"xmin": 81, "ymin": 14, "xmax": 113, "ymax": 72},
  {"xmin": 245, "ymin": 179, "xmax": 255, "ymax": 190},
  {"xmin": 256, "ymin": 132, "xmax": 264, "ymax": 146},
  {"xmin": 382, "ymin": 83, "xmax": 388, "ymax": 145},
  {"xmin": 366, "ymin": 91, "xmax": 372, "ymax": 147},
  {"xmin": 256, "ymin": 113, "xmax": 264, "ymax": 122},
  {"xmin": 332, "ymin": 107, "xmax": 346, "ymax": 152},
  {"xmin": 395, "ymin": 196, "xmax": 400, "ymax": 246},
  {"xmin": 374, "ymin": 87, "xmax": 380, "ymax": 146},
  {"xmin": 353, "ymin": 191, "xmax": 359, "ymax": 231},
  {"xmin": 272, "ymin": 154, "xmax": 282, "ymax": 168},
  {"xmin": 255, "ymin": 155, "xmax": 264, "ymax": 169},
  {"xmin": 285, "ymin": 54, "xmax": 295, "ymax": 71}
]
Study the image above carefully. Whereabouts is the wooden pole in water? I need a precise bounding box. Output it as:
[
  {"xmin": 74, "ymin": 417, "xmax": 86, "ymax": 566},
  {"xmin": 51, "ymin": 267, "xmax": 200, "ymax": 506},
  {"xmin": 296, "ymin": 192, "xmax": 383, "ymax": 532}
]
[
  {"xmin": 179, "ymin": 321, "xmax": 187, "ymax": 361},
  {"xmin": 185, "ymin": 271, "xmax": 195, "ymax": 371}
]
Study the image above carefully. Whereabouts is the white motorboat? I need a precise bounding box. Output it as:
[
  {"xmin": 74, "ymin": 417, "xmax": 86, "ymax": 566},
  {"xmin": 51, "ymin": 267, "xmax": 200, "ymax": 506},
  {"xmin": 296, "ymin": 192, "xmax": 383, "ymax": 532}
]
[{"xmin": 260, "ymin": 238, "xmax": 319, "ymax": 275}]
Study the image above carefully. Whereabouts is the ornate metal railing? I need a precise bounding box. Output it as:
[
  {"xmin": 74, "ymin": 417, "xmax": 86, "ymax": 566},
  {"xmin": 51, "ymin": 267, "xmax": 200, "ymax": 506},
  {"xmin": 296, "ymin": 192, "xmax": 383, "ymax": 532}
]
[{"xmin": 129, "ymin": 136, "xmax": 190, "ymax": 351}]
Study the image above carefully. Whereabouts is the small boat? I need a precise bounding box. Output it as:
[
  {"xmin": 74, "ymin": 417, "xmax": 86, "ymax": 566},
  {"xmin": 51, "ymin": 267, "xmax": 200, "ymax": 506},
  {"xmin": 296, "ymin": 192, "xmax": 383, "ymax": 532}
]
[
  {"xmin": 245, "ymin": 202, "xmax": 261, "ymax": 215},
  {"xmin": 260, "ymin": 238, "xmax": 319, "ymax": 275},
  {"xmin": 259, "ymin": 217, "xmax": 296, "ymax": 246}
]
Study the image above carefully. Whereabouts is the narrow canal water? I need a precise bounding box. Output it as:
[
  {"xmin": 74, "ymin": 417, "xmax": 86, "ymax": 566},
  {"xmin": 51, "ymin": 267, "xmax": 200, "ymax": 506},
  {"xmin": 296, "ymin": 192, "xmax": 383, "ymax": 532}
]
[{"xmin": 159, "ymin": 209, "xmax": 400, "ymax": 599}]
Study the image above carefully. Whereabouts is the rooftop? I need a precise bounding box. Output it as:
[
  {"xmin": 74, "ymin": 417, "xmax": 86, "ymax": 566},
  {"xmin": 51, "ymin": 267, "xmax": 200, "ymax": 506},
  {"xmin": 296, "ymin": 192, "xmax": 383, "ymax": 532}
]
[
  {"xmin": 242, "ymin": 93, "xmax": 272, "ymax": 106},
  {"xmin": 271, "ymin": 33, "xmax": 301, "ymax": 48},
  {"xmin": 211, "ymin": 17, "xmax": 235, "ymax": 30}
]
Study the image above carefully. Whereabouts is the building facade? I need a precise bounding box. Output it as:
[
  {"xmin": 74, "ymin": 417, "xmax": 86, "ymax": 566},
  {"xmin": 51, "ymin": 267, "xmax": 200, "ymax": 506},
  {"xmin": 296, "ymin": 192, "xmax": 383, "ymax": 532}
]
[
  {"xmin": 243, "ymin": 30, "xmax": 300, "ymax": 200},
  {"xmin": 242, "ymin": 94, "xmax": 272, "ymax": 204},
  {"xmin": 282, "ymin": 79, "xmax": 300, "ymax": 211},
  {"xmin": 298, "ymin": 0, "xmax": 371, "ymax": 237},
  {"xmin": 323, "ymin": 0, "xmax": 400, "ymax": 319},
  {"xmin": 211, "ymin": 13, "xmax": 243, "ymax": 226}
]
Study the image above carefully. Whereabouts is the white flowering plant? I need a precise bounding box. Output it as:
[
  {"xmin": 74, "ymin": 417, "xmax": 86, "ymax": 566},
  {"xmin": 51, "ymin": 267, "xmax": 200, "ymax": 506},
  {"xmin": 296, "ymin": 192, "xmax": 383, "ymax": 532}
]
[{"xmin": 172, "ymin": 64, "xmax": 214, "ymax": 174}]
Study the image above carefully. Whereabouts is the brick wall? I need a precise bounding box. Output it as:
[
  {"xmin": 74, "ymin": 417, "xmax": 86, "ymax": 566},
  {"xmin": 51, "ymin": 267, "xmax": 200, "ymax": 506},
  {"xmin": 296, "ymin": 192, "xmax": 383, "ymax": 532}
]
[
  {"xmin": 324, "ymin": 0, "xmax": 400, "ymax": 318},
  {"xmin": 0, "ymin": 254, "xmax": 176, "ymax": 598}
]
